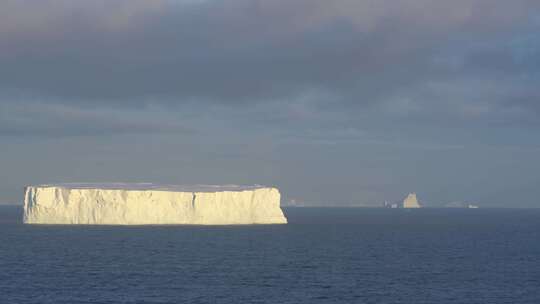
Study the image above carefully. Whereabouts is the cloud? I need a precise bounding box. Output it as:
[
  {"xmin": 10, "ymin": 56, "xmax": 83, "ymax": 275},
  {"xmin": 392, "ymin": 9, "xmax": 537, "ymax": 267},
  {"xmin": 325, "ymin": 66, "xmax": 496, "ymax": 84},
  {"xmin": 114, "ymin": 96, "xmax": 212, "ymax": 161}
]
[
  {"xmin": 0, "ymin": 99, "xmax": 191, "ymax": 137},
  {"xmin": 3, "ymin": 1, "xmax": 540, "ymax": 207},
  {"xmin": 0, "ymin": 0, "xmax": 539, "ymax": 134},
  {"xmin": 0, "ymin": 0, "xmax": 168, "ymax": 34}
]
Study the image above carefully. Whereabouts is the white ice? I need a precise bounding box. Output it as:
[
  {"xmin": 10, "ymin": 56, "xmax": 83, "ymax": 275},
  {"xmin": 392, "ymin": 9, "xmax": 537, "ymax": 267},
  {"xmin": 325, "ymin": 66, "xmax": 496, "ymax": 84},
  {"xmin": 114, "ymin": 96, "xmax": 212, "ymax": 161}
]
[{"xmin": 24, "ymin": 183, "xmax": 287, "ymax": 225}]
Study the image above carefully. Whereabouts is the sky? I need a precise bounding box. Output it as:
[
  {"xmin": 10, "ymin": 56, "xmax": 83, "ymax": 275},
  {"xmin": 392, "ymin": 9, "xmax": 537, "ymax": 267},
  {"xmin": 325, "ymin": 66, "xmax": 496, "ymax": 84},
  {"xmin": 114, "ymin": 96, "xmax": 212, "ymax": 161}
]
[{"xmin": 1, "ymin": 0, "xmax": 540, "ymax": 207}]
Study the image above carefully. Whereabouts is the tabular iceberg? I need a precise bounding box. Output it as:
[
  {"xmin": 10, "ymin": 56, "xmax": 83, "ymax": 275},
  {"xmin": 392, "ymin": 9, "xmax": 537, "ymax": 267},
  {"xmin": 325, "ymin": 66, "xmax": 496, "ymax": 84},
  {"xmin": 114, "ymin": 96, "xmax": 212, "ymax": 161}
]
[{"xmin": 23, "ymin": 183, "xmax": 288, "ymax": 225}]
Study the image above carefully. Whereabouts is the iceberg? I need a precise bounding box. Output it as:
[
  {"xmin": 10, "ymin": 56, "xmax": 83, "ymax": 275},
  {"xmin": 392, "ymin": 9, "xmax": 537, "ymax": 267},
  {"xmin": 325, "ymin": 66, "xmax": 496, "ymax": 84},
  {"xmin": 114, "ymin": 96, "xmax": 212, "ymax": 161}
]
[
  {"xmin": 445, "ymin": 201, "xmax": 478, "ymax": 208},
  {"xmin": 382, "ymin": 193, "xmax": 422, "ymax": 208},
  {"xmin": 402, "ymin": 193, "xmax": 421, "ymax": 208},
  {"xmin": 23, "ymin": 183, "xmax": 288, "ymax": 225}
]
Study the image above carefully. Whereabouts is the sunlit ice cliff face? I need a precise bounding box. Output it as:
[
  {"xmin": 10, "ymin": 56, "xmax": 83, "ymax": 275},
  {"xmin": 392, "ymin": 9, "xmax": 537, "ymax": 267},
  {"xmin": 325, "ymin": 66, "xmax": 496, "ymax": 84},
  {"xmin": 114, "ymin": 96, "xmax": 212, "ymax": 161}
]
[
  {"xmin": 23, "ymin": 183, "xmax": 287, "ymax": 225},
  {"xmin": 403, "ymin": 193, "xmax": 421, "ymax": 208}
]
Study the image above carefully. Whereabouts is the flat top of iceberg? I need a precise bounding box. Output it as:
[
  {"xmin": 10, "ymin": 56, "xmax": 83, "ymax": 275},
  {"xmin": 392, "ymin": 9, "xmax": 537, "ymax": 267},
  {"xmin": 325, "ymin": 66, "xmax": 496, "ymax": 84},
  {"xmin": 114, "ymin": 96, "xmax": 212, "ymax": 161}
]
[{"xmin": 30, "ymin": 183, "xmax": 270, "ymax": 192}]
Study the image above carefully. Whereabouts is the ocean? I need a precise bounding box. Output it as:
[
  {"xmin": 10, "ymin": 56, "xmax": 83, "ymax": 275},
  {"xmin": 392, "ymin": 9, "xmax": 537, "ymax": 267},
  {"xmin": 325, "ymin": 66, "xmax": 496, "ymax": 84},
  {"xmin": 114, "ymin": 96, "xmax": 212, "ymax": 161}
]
[{"xmin": 1, "ymin": 206, "xmax": 539, "ymax": 303}]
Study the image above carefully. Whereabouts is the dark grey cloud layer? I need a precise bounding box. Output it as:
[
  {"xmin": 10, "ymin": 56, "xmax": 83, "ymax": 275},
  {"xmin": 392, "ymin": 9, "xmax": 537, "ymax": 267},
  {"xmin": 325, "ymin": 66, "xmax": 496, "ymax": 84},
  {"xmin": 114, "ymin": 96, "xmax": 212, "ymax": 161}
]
[
  {"xmin": 0, "ymin": 100, "xmax": 192, "ymax": 137},
  {"xmin": 1, "ymin": 0, "xmax": 540, "ymax": 206}
]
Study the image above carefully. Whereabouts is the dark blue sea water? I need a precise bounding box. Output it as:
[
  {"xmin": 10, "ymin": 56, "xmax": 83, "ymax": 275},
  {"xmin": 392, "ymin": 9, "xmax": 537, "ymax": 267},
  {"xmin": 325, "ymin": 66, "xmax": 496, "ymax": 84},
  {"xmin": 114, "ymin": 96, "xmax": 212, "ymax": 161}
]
[{"xmin": 1, "ymin": 206, "xmax": 539, "ymax": 304}]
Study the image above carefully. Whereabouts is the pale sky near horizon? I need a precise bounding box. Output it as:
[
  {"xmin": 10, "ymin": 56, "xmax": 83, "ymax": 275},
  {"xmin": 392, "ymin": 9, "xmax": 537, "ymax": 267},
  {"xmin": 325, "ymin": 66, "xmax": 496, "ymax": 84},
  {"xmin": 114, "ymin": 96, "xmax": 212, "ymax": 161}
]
[{"xmin": 1, "ymin": 0, "xmax": 540, "ymax": 207}]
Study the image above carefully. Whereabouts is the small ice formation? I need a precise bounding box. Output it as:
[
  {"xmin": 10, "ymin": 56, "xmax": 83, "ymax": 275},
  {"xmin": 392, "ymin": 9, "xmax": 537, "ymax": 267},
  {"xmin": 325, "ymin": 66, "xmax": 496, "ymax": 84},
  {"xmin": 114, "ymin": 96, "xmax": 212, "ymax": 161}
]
[
  {"xmin": 403, "ymin": 193, "xmax": 421, "ymax": 208},
  {"xmin": 445, "ymin": 201, "xmax": 479, "ymax": 208},
  {"xmin": 383, "ymin": 193, "xmax": 422, "ymax": 208},
  {"xmin": 23, "ymin": 183, "xmax": 288, "ymax": 225}
]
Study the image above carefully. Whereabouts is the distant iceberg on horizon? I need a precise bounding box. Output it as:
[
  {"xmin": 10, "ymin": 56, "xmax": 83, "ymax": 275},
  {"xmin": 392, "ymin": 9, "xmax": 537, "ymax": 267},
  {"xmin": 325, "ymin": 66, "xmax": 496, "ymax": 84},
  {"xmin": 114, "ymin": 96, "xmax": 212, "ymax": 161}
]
[
  {"xmin": 402, "ymin": 193, "xmax": 421, "ymax": 208},
  {"xmin": 383, "ymin": 192, "xmax": 422, "ymax": 208},
  {"xmin": 445, "ymin": 201, "xmax": 466, "ymax": 208},
  {"xmin": 23, "ymin": 183, "xmax": 288, "ymax": 225},
  {"xmin": 445, "ymin": 201, "xmax": 480, "ymax": 208}
]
